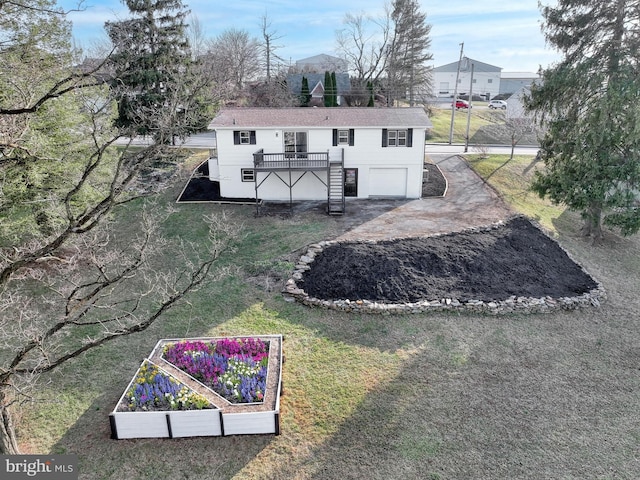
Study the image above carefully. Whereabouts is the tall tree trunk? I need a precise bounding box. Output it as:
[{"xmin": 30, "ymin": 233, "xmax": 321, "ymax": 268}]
[
  {"xmin": 0, "ymin": 390, "xmax": 20, "ymax": 454},
  {"xmin": 581, "ymin": 203, "xmax": 604, "ymax": 242}
]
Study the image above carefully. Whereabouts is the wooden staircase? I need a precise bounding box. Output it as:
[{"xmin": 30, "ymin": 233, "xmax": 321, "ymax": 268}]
[{"xmin": 327, "ymin": 159, "xmax": 345, "ymax": 215}]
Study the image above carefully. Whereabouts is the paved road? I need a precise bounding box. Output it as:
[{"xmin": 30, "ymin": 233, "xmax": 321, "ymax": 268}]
[{"xmin": 426, "ymin": 143, "xmax": 538, "ymax": 156}]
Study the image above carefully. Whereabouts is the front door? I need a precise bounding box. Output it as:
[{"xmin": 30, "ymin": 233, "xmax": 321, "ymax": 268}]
[
  {"xmin": 344, "ymin": 168, "xmax": 358, "ymax": 197},
  {"xmin": 284, "ymin": 131, "xmax": 307, "ymax": 158}
]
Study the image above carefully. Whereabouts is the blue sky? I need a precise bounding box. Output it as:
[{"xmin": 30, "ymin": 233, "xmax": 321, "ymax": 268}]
[{"xmin": 60, "ymin": 0, "xmax": 561, "ymax": 73}]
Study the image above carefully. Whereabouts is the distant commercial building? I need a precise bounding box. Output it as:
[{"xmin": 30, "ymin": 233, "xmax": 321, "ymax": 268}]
[
  {"xmin": 432, "ymin": 58, "xmax": 501, "ymax": 100},
  {"xmin": 433, "ymin": 58, "xmax": 538, "ymax": 100},
  {"xmin": 500, "ymin": 72, "xmax": 540, "ymax": 96}
]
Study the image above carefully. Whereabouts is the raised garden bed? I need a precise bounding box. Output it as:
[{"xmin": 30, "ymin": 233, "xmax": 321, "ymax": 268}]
[{"xmin": 109, "ymin": 335, "xmax": 283, "ymax": 439}]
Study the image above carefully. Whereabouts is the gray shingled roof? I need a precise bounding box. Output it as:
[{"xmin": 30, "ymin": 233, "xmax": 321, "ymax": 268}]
[
  {"xmin": 208, "ymin": 108, "xmax": 433, "ymax": 129},
  {"xmin": 286, "ymin": 73, "xmax": 351, "ymax": 95}
]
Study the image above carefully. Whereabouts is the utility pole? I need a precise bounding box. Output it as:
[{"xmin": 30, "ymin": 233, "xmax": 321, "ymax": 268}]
[
  {"xmin": 448, "ymin": 42, "xmax": 464, "ymax": 144},
  {"xmin": 464, "ymin": 62, "xmax": 474, "ymax": 153}
]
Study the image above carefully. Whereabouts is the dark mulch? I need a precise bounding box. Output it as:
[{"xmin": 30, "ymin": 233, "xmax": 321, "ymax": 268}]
[
  {"xmin": 177, "ymin": 161, "xmax": 256, "ymax": 203},
  {"xmin": 300, "ymin": 216, "xmax": 599, "ymax": 303},
  {"xmin": 423, "ymin": 163, "xmax": 447, "ymax": 197}
]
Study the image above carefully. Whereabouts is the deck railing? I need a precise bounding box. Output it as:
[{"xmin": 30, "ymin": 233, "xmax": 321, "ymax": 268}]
[{"xmin": 253, "ymin": 149, "xmax": 330, "ymax": 170}]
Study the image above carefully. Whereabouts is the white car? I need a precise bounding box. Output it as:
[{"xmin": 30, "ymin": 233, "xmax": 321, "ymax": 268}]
[{"xmin": 488, "ymin": 100, "xmax": 507, "ymax": 110}]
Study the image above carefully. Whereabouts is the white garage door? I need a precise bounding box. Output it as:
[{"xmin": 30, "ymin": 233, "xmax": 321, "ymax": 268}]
[{"xmin": 369, "ymin": 168, "xmax": 407, "ymax": 197}]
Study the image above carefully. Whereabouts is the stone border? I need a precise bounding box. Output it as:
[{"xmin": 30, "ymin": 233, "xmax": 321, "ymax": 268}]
[{"xmin": 282, "ymin": 217, "xmax": 607, "ymax": 315}]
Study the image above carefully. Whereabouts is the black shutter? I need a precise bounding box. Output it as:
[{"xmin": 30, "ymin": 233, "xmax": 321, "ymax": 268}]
[
  {"xmin": 349, "ymin": 129, "xmax": 355, "ymax": 146},
  {"xmin": 233, "ymin": 131, "xmax": 240, "ymax": 145},
  {"xmin": 250, "ymin": 131, "xmax": 256, "ymax": 144},
  {"xmin": 407, "ymin": 128, "xmax": 413, "ymax": 147},
  {"xmin": 332, "ymin": 129, "xmax": 338, "ymax": 146},
  {"xmin": 382, "ymin": 129, "xmax": 388, "ymax": 147}
]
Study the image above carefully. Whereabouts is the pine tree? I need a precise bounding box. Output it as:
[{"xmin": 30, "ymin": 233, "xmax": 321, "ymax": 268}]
[
  {"xmin": 300, "ymin": 76, "xmax": 310, "ymax": 106},
  {"xmin": 331, "ymin": 72, "xmax": 338, "ymax": 106},
  {"xmin": 367, "ymin": 81, "xmax": 375, "ymax": 107},
  {"xmin": 387, "ymin": 0, "xmax": 433, "ymax": 106},
  {"xmin": 527, "ymin": 0, "xmax": 640, "ymax": 240},
  {"xmin": 105, "ymin": 0, "xmax": 208, "ymax": 143},
  {"xmin": 324, "ymin": 71, "xmax": 332, "ymax": 107}
]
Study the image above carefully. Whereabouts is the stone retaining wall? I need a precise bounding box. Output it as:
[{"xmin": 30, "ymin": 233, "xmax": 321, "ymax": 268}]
[{"xmin": 282, "ymin": 221, "xmax": 607, "ymax": 316}]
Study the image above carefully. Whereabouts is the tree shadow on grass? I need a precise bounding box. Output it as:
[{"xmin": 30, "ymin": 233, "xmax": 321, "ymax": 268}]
[
  {"xmin": 50, "ymin": 371, "xmax": 274, "ymax": 479},
  {"xmin": 269, "ymin": 305, "xmax": 639, "ymax": 480}
]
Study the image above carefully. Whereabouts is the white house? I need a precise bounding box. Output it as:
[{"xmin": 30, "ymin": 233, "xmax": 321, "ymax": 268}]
[
  {"xmin": 506, "ymin": 85, "xmax": 535, "ymax": 120},
  {"xmin": 432, "ymin": 58, "xmax": 501, "ymax": 100},
  {"xmin": 207, "ymin": 107, "xmax": 432, "ymax": 214}
]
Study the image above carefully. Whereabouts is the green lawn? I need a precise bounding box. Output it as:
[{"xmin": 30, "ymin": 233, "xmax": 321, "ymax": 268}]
[
  {"xmin": 428, "ymin": 107, "xmax": 540, "ymax": 146},
  {"xmin": 17, "ymin": 153, "xmax": 640, "ymax": 480}
]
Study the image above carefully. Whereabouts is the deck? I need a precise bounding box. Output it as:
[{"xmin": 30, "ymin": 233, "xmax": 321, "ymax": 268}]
[{"xmin": 253, "ymin": 149, "xmax": 330, "ymax": 171}]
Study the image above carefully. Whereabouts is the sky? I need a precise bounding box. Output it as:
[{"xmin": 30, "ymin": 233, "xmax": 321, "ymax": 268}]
[{"xmin": 59, "ymin": 0, "xmax": 562, "ymax": 73}]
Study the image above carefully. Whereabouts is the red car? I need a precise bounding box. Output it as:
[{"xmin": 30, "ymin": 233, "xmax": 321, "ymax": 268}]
[{"xmin": 453, "ymin": 99, "xmax": 471, "ymax": 109}]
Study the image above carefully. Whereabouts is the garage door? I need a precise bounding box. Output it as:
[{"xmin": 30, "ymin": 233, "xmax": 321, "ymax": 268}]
[{"xmin": 369, "ymin": 168, "xmax": 407, "ymax": 197}]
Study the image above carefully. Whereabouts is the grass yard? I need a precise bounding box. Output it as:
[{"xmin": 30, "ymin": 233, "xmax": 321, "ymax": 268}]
[
  {"xmin": 17, "ymin": 154, "xmax": 640, "ymax": 479},
  {"xmin": 428, "ymin": 107, "xmax": 540, "ymax": 146}
]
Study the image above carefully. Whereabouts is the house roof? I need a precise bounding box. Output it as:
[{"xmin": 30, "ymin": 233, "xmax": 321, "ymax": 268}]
[
  {"xmin": 434, "ymin": 58, "xmax": 502, "ymax": 73},
  {"xmin": 287, "ymin": 73, "xmax": 351, "ymax": 95},
  {"xmin": 295, "ymin": 54, "xmax": 348, "ymax": 73},
  {"xmin": 208, "ymin": 108, "xmax": 433, "ymax": 130}
]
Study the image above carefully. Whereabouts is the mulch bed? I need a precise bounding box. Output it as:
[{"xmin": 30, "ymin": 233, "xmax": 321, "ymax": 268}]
[
  {"xmin": 177, "ymin": 161, "xmax": 256, "ymax": 204},
  {"xmin": 300, "ymin": 216, "xmax": 599, "ymax": 303},
  {"xmin": 423, "ymin": 163, "xmax": 447, "ymax": 197}
]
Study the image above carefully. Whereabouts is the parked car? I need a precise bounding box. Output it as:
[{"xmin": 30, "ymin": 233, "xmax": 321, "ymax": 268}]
[
  {"xmin": 488, "ymin": 100, "xmax": 507, "ymax": 110},
  {"xmin": 453, "ymin": 99, "xmax": 470, "ymax": 109}
]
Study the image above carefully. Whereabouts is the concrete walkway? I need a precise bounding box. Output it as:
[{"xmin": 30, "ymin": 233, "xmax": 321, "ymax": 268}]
[{"xmin": 337, "ymin": 154, "xmax": 513, "ymax": 241}]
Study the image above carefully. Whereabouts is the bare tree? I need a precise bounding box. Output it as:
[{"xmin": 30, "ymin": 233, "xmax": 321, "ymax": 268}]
[
  {"xmin": 0, "ymin": 203, "xmax": 238, "ymax": 453},
  {"xmin": 335, "ymin": 10, "xmax": 392, "ymax": 86},
  {"xmin": 504, "ymin": 116, "xmax": 541, "ymax": 160},
  {"xmin": 188, "ymin": 14, "xmax": 207, "ymax": 60},
  {"xmin": 259, "ymin": 11, "xmax": 286, "ymax": 82},
  {"xmin": 0, "ymin": 0, "xmax": 231, "ymax": 454},
  {"xmin": 205, "ymin": 28, "xmax": 261, "ymax": 95}
]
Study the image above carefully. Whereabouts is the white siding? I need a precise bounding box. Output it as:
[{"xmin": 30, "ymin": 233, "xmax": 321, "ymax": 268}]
[{"xmin": 213, "ymin": 125, "xmax": 425, "ymax": 201}]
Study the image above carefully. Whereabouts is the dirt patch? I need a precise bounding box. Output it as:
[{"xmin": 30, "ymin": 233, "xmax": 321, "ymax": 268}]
[{"xmin": 300, "ymin": 216, "xmax": 598, "ymax": 303}]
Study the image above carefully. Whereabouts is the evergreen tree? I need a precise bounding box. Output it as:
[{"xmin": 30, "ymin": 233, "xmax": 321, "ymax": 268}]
[
  {"xmin": 367, "ymin": 81, "xmax": 375, "ymax": 107},
  {"xmin": 331, "ymin": 72, "xmax": 338, "ymax": 106},
  {"xmin": 324, "ymin": 71, "xmax": 332, "ymax": 107},
  {"xmin": 527, "ymin": 0, "xmax": 640, "ymax": 240},
  {"xmin": 105, "ymin": 0, "xmax": 209, "ymax": 143},
  {"xmin": 387, "ymin": 0, "xmax": 433, "ymax": 106},
  {"xmin": 300, "ymin": 76, "xmax": 311, "ymax": 106}
]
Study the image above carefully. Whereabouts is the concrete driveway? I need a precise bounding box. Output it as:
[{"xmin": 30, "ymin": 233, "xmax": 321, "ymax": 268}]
[{"xmin": 337, "ymin": 154, "xmax": 512, "ymax": 241}]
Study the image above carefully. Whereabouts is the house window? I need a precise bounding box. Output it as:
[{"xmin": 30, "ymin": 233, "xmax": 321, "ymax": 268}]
[
  {"xmin": 333, "ymin": 128, "xmax": 355, "ymax": 146},
  {"xmin": 233, "ymin": 130, "xmax": 256, "ymax": 145},
  {"xmin": 388, "ymin": 130, "xmax": 407, "ymax": 147},
  {"xmin": 239, "ymin": 131, "xmax": 251, "ymax": 144},
  {"xmin": 241, "ymin": 169, "xmax": 255, "ymax": 182},
  {"xmin": 382, "ymin": 128, "xmax": 413, "ymax": 147}
]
